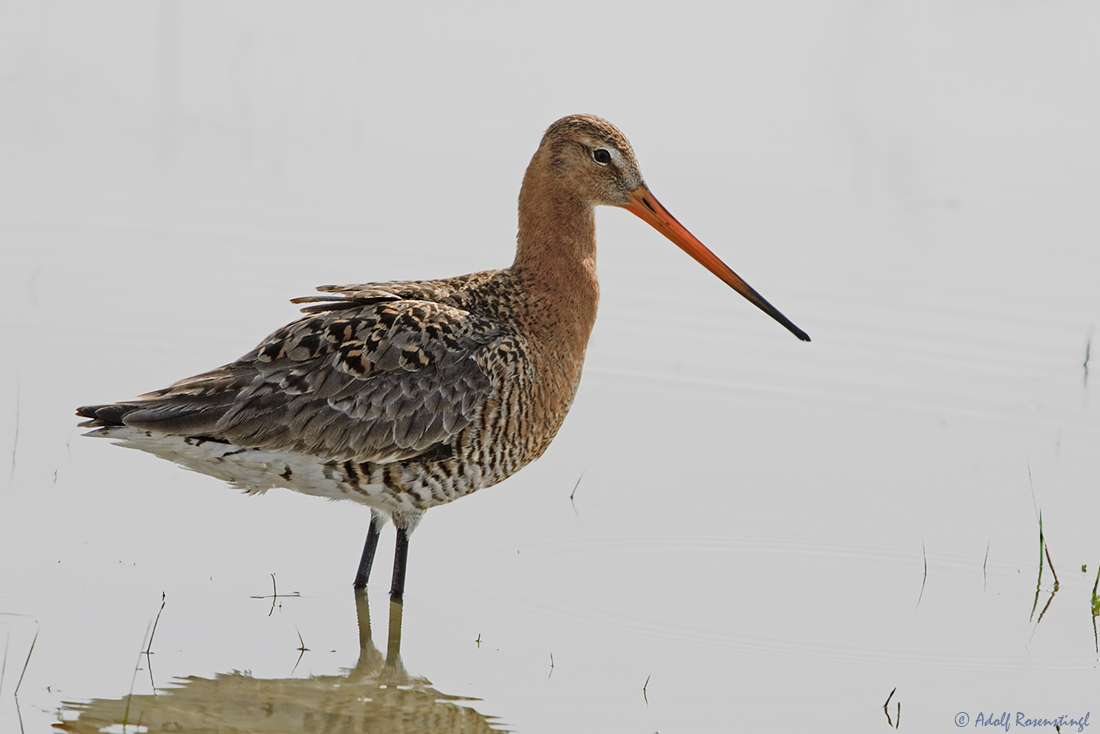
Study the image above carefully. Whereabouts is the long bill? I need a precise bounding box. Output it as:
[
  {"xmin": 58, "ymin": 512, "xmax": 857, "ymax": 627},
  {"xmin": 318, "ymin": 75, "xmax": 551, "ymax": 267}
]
[{"xmin": 624, "ymin": 185, "xmax": 811, "ymax": 342}]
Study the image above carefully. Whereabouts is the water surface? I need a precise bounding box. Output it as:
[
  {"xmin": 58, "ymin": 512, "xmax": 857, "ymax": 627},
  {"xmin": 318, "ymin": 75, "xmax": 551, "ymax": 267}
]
[{"xmin": 1, "ymin": 3, "xmax": 1098, "ymax": 732}]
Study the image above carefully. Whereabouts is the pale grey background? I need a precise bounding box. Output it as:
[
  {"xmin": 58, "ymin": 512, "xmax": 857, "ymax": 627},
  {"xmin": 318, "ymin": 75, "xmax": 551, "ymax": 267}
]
[{"xmin": 1, "ymin": 2, "xmax": 1098, "ymax": 732}]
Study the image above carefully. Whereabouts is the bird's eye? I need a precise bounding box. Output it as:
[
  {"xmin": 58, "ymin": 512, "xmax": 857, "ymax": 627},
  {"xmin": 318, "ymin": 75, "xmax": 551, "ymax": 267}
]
[{"xmin": 592, "ymin": 148, "xmax": 612, "ymax": 165}]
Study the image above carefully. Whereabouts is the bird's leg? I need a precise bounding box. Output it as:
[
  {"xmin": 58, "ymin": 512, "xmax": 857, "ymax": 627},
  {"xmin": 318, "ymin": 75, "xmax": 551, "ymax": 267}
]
[
  {"xmin": 389, "ymin": 527, "xmax": 410, "ymax": 604},
  {"xmin": 353, "ymin": 512, "xmax": 383, "ymax": 589}
]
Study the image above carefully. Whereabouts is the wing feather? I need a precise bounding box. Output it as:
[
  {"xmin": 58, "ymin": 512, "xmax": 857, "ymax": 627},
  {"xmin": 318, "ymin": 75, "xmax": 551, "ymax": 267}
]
[{"xmin": 84, "ymin": 294, "xmax": 504, "ymax": 464}]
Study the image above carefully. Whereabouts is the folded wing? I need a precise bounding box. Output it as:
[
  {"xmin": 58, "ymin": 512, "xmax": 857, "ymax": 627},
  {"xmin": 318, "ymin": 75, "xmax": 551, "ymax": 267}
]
[{"xmin": 78, "ymin": 291, "xmax": 503, "ymax": 464}]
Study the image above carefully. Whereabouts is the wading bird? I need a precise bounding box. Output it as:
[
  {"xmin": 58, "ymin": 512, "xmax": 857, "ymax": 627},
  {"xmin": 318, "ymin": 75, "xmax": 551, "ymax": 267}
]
[{"xmin": 78, "ymin": 115, "xmax": 809, "ymax": 603}]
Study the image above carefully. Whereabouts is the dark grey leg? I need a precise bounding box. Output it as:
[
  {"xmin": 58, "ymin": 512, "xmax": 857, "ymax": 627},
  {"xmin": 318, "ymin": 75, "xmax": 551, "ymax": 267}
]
[
  {"xmin": 389, "ymin": 527, "xmax": 410, "ymax": 603},
  {"xmin": 353, "ymin": 513, "xmax": 383, "ymax": 589}
]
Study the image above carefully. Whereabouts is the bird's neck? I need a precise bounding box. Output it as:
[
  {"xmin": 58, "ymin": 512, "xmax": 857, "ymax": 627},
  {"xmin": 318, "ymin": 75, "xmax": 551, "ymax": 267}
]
[{"xmin": 511, "ymin": 174, "xmax": 600, "ymax": 351}]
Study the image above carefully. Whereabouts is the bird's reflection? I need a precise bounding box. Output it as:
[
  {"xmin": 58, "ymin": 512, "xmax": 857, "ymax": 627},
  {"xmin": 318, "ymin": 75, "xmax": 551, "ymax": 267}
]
[{"xmin": 59, "ymin": 590, "xmax": 505, "ymax": 733}]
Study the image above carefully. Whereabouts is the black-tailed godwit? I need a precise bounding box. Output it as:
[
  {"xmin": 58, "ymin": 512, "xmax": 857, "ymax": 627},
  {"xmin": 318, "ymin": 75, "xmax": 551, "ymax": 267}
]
[{"xmin": 78, "ymin": 115, "xmax": 809, "ymax": 603}]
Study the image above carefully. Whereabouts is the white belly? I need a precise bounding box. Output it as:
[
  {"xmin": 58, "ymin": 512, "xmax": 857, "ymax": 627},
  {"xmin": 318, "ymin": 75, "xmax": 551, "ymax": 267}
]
[{"xmin": 85, "ymin": 426, "xmax": 414, "ymax": 520}]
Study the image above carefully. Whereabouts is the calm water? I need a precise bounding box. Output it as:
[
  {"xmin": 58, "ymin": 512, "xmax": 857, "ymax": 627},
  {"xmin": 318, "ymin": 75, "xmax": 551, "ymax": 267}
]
[{"xmin": 2, "ymin": 3, "xmax": 1098, "ymax": 732}]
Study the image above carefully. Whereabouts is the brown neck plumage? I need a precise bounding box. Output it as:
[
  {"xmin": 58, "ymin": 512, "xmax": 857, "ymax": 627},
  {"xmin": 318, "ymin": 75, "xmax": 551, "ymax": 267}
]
[{"xmin": 511, "ymin": 146, "xmax": 600, "ymax": 355}]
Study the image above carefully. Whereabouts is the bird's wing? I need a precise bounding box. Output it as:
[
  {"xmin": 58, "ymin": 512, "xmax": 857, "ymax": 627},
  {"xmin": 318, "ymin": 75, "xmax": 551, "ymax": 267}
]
[{"xmin": 85, "ymin": 294, "xmax": 504, "ymax": 464}]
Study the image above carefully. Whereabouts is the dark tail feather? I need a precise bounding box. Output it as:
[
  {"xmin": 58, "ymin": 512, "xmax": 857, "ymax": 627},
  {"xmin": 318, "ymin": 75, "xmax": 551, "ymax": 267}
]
[
  {"xmin": 77, "ymin": 400, "xmax": 234, "ymax": 435},
  {"xmin": 76, "ymin": 403, "xmax": 139, "ymax": 428}
]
